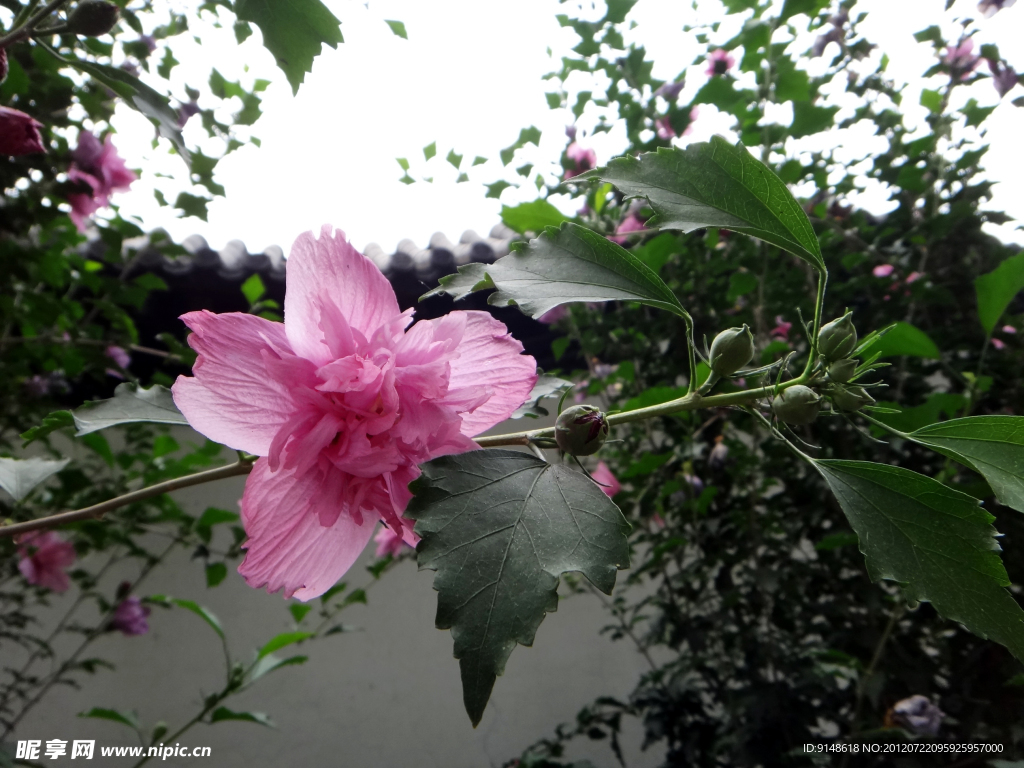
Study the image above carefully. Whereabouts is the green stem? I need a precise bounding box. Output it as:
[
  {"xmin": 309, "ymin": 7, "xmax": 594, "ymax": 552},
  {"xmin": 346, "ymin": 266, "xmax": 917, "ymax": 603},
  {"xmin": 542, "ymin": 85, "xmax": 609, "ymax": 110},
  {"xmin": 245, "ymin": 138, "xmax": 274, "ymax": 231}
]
[
  {"xmin": 0, "ymin": 0, "xmax": 68, "ymax": 48},
  {"xmin": 801, "ymin": 268, "xmax": 828, "ymax": 378}
]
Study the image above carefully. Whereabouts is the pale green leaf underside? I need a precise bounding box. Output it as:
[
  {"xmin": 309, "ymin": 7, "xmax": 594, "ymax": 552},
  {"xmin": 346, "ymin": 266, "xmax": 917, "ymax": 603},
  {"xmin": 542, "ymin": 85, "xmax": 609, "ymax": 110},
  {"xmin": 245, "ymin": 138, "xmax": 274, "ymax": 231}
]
[
  {"xmin": 815, "ymin": 459, "xmax": 1024, "ymax": 661},
  {"xmin": 72, "ymin": 383, "xmax": 188, "ymax": 436},
  {"xmin": 0, "ymin": 456, "xmax": 69, "ymax": 502},
  {"xmin": 424, "ymin": 222, "xmax": 688, "ymax": 320},
  {"xmin": 906, "ymin": 416, "xmax": 1024, "ymax": 514},
  {"xmin": 511, "ymin": 374, "xmax": 574, "ymax": 419},
  {"xmin": 408, "ymin": 449, "xmax": 631, "ymax": 726},
  {"xmin": 578, "ymin": 137, "xmax": 824, "ymax": 271}
]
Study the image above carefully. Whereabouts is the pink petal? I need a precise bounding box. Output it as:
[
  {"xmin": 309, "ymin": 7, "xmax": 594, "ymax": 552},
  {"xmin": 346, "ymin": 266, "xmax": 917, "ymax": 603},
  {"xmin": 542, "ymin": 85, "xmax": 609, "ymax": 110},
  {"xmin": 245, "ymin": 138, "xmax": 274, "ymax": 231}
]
[
  {"xmin": 284, "ymin": 226, "xmax": 401, "ymax": 365},
  {"xmin": 592, "ymin": 461, "xmax": 622, "ymax": 497},
  {"xmin": 445, "ymin": 311, "xmax": 538, "ymax": 436},
  {"xmin": 172, "ymin": 311, "xmax": 306, "ymax": 455},
  {"xmin": 238, "ymin": 458, "xmax": 378, "ymax": 601}
]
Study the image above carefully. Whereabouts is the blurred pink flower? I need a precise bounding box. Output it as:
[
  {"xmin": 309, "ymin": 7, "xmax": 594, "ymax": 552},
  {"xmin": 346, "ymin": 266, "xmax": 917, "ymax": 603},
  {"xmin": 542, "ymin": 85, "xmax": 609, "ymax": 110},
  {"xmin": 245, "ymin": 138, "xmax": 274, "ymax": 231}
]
[
  {"xmin": 106, "ymin": 345, "xmax": 131, "ymax": 369},
  {"xmin": 978, "ymin": 0, "xmax": 1016, "ymax": 17},
  {"xmin": 592, "ymin": 461, "xmax": 621, "ymax": 497},
  {"xmin": 374, "ymin": 524, "xmax": 413, "ymax": 558},
  {"xmin": 16, "ymin": 531, "xmax": 76, "ymax": 593},
  {"xmin": 873, "ymin": 264, "xmax": 895, "ymax": 278},
  {"xmin": 1002, "ymin": 325, "xmax": 1017, "ymax": 334},
  {"xmin": 537, "ymin": 305, "xmax": 569, "ymax": 324},
  {"xmin": 945, "ymin": 38, "xmax": 980, "ymax": 80},
  {"xmin": 706, "ymin": 48, "xmax": 735, "ymax": 77},
  {"xmin": 988, "ymin": 58, "xmax": 1018, "ymax": 97},
  {"xmin": 564, "ymin": 142, "xmax": 597, "ymax": 179},
  {"xmin": 66, "ymin": 132, "xmax": 137, "ymax": 232},
  {"xmin": 609, "ymin": 212, "xmax": 647, "ymax": 244},
  {"xmin": 655, "ymin": 116, "xmax": 676, "ymax": 140},
  {"xmin": 685, "ymin": 106, "xmax": 699, "ymax": 135},
  {"xmin": 110, "ymin": 595, "xmax": 150, "ymax": 636},
  {"xmin": 172, "ymin": 226, "xmax": 537, "ymax": 601},
  {"xmin": 0, "ymin": 106, "xmax": 45, "ymax": 156},
  {"xmin": 905, "ymin": 271, "xmax": 923, "ymax": 284},
  {"xmin": 770, "ymin": 315, "xmax": 792, "ymax": 340},
  {"xmin": 991, "ymin": 338, "xmax": 1006, "ymax": 350}
]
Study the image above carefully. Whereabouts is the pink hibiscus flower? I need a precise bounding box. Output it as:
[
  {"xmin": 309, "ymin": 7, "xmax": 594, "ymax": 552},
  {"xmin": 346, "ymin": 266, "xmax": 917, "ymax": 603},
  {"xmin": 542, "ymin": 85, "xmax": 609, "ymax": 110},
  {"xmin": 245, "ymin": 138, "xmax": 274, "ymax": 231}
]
[
  {"xmin": 110, "ymin": 595, "xmax": 151, "ymax": 636},
  {"xmin": 66, "ymin": 132, "xmax": 137, "ymax": 232},
  {"xmin": 872, "ymin": 264, "xmax": 894, "ymax": 278},
  {"xmin": 172, "ymin": 226, "xmax": 537, "ymax": 601},
  {"xmin": 655, "ymin": 116, "xmax": 676, "ymax": 140},
  {"xmin": 706, "ymin": 48, "xmax": 735, "ymax": 77},
  {"xmin": 0, "ymin": 106, "xmax": 45, "ymax": 156},
  {"xmin": 945, "ymin": 38, "xmax": 980, "ymax": 80},
  {"xmin": 16, "ymin": 531, "xmax": 76, "ymax": 593},
  {"xmin": 770, "ymin": 315, "xmax": 792, "ymax": 340},
  {"xmin": 564, "ymin": 142, "xmax": 597, "ymax": 179},
  {"xmin": 592, "ymin": 461, "xmax": 621, "ymax": 497},
  {"xmin": 373, "ymin": 524, "xmax": 412, "ymax": 558},
  {"xmin": 609, "ymin": 212, "xmax": 647, "ymax": 245}
]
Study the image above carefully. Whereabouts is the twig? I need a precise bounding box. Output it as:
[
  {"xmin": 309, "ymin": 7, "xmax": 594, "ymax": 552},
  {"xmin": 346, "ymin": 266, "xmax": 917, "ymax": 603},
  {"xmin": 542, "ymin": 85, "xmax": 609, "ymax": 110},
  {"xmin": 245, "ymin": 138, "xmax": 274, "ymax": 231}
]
[{"xmin": 0, "ymin": 0, "xmax": 68, "ymax": 48}]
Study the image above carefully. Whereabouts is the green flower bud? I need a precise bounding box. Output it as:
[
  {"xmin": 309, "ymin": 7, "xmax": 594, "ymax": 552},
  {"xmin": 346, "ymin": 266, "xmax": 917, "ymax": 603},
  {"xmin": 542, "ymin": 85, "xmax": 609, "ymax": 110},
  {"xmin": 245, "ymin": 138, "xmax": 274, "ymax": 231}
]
[
  {"xmin": 826, "ymin": 358, "xmax": 858, "ymax": 384},
  {"xmin": 772, "ymin": 385, "xmax": 822, "ymax": 426},
  {"xmin": 830, "ymin": 384, "xmax": 875, "ymax": 412},
  {"xmin": 709, "ymin": 325, "xmax": 754, "ymax": 377},
  {"xmin": 817, "ymin": 311, "xmax": 858, "ymax": 361},
  {"xmin": 555, "ymin": 404, "xmax": 609, "ymax": 456},
  {"xmin": 67, "ymin": 0, "xmax": 120, "ymax": 37}
]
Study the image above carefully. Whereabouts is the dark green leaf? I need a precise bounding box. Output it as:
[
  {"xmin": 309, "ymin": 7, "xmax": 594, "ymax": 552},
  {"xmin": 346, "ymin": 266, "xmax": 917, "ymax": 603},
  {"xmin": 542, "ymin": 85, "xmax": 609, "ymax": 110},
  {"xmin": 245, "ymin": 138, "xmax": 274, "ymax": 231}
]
[
  {"xmin": 78, "ymin": 708, "xmax": 140, "ymax": 730},
  {"xmin": 289, "ymin": 604, "xmax": 312, "ymax": 623},
  {"xmin": 975, "ymin": 251, "xmax": 1024, "ymax": 336},
  {"xmin": 423, "ymin": 141, "xmax": 436, "ymax": 160},
  {"xmin": 174, "ymin": 192, "xmax": 210, "ymax": 221},
  {"xmin": 408, "ymin": 449, "xmax": 631, "ymax": 725},
  {"xmin": 903, "ymin": 417, "xmax": 1024, "ymax": 514},
  {"xmin": 501, "ymin": 199, "xmax": 567, "ymax": 234},
  {"xmin": 790, "ymin": 101, "xmax": 839, "ymax": 139},
  {"xmin": 869, "ymin": 321, "xmax": 939, "ymax": 359},
  {"xmin": 235, "ymin": 0, "xmax": 344, "ymax": 94},
  {"xmin": 578, "ymin": 138, "xmax": 824, "ymax": 270},
  {"xmin": 511, "ymin": 374, "xmax": 574, "ymax": 418},
  {"xmin": 241, "ymin": 273, "xmax": 266, "ymax": 305},
  {"xmin": 257, "ymin": 631, "xmax": 314, "ymax": 659},
  {"xmin": 210, "ymin": 708, "xmax": 274, "ymax": 727},
  {"xmin": 779, "ymin": 0, "xmax": 829, "ymax": 21},
  {"xmin": 485, "ymin": 181, "xmax": 512, "ymax": 199},
  {"xmin": 0, "ymin": 457, "xmax": 70, "ymax": 502},
  {"xmin": 869, "ymin": 393, "xmax": 966, "ymax": 433},
  {"xmin": 384, "ymin": 19, "xmax": 407, "ymax": 39},
  {"xmin": 446, "ymin": 148, "xmax": 463, "ymax": 169},
  {"xmin": 245, "ymin": 653, "xmax": 308, "ymax": 684},
  {"xmin": 205, "ymin": 563, "xmax": 228, "ymax": 588},
  {"xmin": 72, "ymin": 383, "xmax": 188, "ymax": 435},
  {"xmin": 815, "ymin": 460, "xmax": 1024, "ymax": 662},
  {"xmin": 20, "ymin": 410, "xmax": 74, "ymax": 445},
  {"xmin": 727, "ymin": 270, "xmax": 759, "ymax": 302},
  {"xmin": 424, "ymin": 222, "xmax": 689, "ymax": 321},
  {"xmin": 171, "ymin": 599, "xmax": 224, "ymax": 640}
]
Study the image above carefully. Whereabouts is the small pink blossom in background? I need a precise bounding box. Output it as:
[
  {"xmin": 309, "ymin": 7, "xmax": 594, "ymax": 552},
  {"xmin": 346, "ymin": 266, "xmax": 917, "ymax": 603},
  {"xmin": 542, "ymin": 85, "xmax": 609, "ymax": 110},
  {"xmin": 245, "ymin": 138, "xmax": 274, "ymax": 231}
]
[
  {"xmin": 374, "ymin": 524, "xmax": 413, "ymax": 558},
  {"xmin": 564, "ymin": 142, "xmax": 597, "ymax": 179},
  {"xmin": 686, "ymin": 106, "xmax": 699, "ymax": 135},
  {"xmin": 905, "ymin": 271, "xmax": 923, "ymax": 284},
  {"xmin": 565, "ymin": 124, "xmax": 577, "ymax": 141},
  {"xmin": 651, "ymin": 513, "xmax": 666, "ymax": 529},
  {"xmin": 706, "ymin": 48, "xmax": 735, "ymax": 77},
  {"xmin": 978, "ymin": 0, "xmax": 1016, "ymax": 17},
  {"xmin": 0, "ymin": 106, "xmax": 45, "ymax": 156},
  {"xmin": 945, "ymin": 38, "xmax": 980, "ymax": 80},
  {"xmin": 537, "ymin": 305, "xmax": 569, "ymax": 324},
  {"xmin": 770, "ymin": 315, "xmax": 792, "ymax": 340},
  {"xmin": 172, "ymin": 226, "xmax": 537, "ymax": 601},
  {"xmin": 110, "ymin": 594, "xmax": 150, "ymax": 636},
  {"xmin": 655, "ymin": 116, "xmax": 675, "ymax": 140},
  {"xmin": 16, "ymin": 531, "xmax": 76, "ymax": 593},
  {"xmin": 592, "ymin": 461, "xmax": 621, "ymax": 497},
  {"xmin": 66, "ymin": 132, "xmax": 137, "ymax": 232},
  {"xmin": 1002, "ymin": 325, "xmax": 1017, "ymax": 334},
  {"xmin": 609, "ymin": 212, "xmax": 647, "ymax": 245},
  {"xmin": 872, "ymin": 264, "xmax": 894, "ymax": 278},
  {"xmin": 988, "ymin": 58, "xmax": 1019, "ymax": 97},
  {"xmin": 106, "ymin": 345, "xmax": 131, "ymax": 368},
  {"xmin": 991, "ymin": 338, "xmax": 1006, "ymax": 350}
]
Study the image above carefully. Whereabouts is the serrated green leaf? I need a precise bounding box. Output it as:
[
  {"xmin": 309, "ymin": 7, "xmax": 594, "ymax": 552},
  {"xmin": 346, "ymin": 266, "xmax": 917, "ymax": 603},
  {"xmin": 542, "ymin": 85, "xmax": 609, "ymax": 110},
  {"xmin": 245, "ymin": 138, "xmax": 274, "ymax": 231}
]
[
  {"xmin": 578, "ymin": 138, "xmax": 823, "ymax": 271},
  {"xmin": 501, "ymin": 199, "xmax": 567, "ymax": 234},
  {"xmin": 235, "ymin": 0, "xmax": 343, "ymax": 95},
  {"xmin": 210, "ymin": 707, "xmax": 274, "ymax": 727},
  {"xmin": 0, "ymin": 457, "xmax": 70, "ymax": 502},
  {"xmin": 384, "ymin": 19, "xmax": 407, "ymax": 39},
  {"xmin": 20, "ymin": 410, "xmax": 75, "ymax": 445},
  {"xmin": 510, "ymin": 374, "xmax": 574, "ymax": 418},
  {"xmin": 424, "ymin": 222, "xmax": 689, "ymax": 321},
  {"xmin": 78, "ymin": 707, "xmax": 140, "ymax": 731},
  {"xmin": 408, "ymin": 449, "xmax": 631, "ymax": 726},
  {"xmin": 72, "ymin": 383, "xmax": 188, "ymax": 435},
  {"xmin": 257, "ymin": 631, "xmax": 314, "ymax": 659},
  {"xmin": 901, "ymin": 417, "xmax": 1024, "ymax": 514},
  {"xmin": 975, "ymin": 252, "xmax": 1024, "ymax": 336},
  {"xmin": 814, "ymin": 460, "xmax": 1024, "ymax": 662},
  {"xmin": 869, "ymin": 321, "xmax": 939, "ymax": 359}
]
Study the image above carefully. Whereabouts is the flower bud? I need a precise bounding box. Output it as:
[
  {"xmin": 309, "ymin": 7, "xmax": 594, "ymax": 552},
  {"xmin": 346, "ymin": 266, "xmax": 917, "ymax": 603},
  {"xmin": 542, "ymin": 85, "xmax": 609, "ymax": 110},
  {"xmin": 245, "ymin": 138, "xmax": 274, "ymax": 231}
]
[
  {"xmin": 817, "ymin": 311, "xmax": 858, "ymax": 361},
  {"xmin": 826, "ymin": 358, "xmax": 858, "ymax": 384},
  {"xmin": 555, "ymin": 405, "xmax": 609, "ymax": 456},
  {"xmin": 709, "ymin": 325, "xmax": 754, "ymax": 376},
  {"xmin": 772, "ymin": 385, "xmax": 822, "ymax": 426},
  {"xmin": 67, "ymin": 0, "xmax": 120, "ymax": 37},
  {"xmin": 831, "ymin": 385, "xmax": 875, "ymax": 412}
]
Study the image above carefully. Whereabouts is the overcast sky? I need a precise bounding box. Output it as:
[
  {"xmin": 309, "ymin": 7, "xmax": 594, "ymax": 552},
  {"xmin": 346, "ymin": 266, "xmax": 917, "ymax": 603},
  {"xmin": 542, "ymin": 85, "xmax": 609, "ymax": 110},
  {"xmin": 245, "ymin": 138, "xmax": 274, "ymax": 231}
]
[{"xmin": 110, "ymin": 0, "xmax": 1023, "ymax": 257}]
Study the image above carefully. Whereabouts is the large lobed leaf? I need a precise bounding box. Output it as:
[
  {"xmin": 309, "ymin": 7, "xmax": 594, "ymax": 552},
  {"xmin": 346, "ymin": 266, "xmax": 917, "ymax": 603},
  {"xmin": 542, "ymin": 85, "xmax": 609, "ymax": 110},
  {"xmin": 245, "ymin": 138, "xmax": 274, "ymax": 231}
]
[
  {"xmin": 72, "ymin": 383, "xmax": 189, "ymax": 436},
  {"xmin": 424, "ymin": 222, "xmax": 688, "ymax": 320},
  {"xmin": 408, "ymin": 449, "xmax": 631, "ymax": 726},
  {"xmin": 815, "ymin": 460, "xmax": 1024, "ymax": 661},
  {"xmin": 577, "ymin": 136, "xmax": 824, "ymax": 271},
  {"xmin": 904, "ymin": 416, "xmax": 1024, "ymax": 514},
  {"xmin": 236, "ymin": 0, "xmax": 344, "ymax": 95}
]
